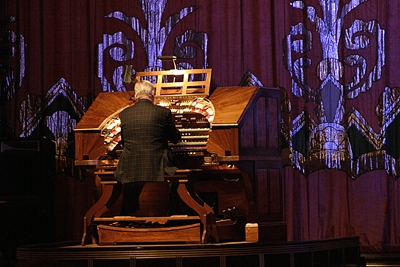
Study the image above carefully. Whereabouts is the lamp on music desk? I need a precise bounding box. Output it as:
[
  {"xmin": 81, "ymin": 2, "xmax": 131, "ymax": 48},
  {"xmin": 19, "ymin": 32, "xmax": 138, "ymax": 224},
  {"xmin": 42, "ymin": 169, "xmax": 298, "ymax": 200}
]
[{"xmin": 157, "ymin": 56, "xmax": 177, "ymax": 70}]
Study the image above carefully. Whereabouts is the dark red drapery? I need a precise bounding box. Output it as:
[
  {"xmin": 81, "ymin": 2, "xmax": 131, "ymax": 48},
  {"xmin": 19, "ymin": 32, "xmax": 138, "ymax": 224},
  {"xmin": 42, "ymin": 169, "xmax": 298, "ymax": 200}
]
[{"xmin": 2, "ymin": 0, "xmax": 400, "ymax": 251}]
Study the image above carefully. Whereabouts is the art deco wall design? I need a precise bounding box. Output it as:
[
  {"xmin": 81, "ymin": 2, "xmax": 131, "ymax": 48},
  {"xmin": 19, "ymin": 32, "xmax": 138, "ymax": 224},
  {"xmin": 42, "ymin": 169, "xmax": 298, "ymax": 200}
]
[
  {"xmin": 0, "ymin": 16, "xmax": 25, "ymax": 101},
  {"xmin": 97, "ymin": 0, "xmax": 208, "ymax": 92},
  {"xmin": 281, "ymin": 0, "xmax": 400, "ymax": 178}
]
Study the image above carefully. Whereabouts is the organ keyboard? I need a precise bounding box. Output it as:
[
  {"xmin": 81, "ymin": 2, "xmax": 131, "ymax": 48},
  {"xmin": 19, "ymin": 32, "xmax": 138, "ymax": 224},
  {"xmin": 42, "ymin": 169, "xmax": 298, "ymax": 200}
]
[{"xmin": 74, "ymin": 68, "xmax": 286, "ymax": 245}]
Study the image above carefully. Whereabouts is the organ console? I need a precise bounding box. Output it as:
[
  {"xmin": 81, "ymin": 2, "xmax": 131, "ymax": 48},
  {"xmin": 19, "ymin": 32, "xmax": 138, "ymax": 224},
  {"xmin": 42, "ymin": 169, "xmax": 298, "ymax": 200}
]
[{"xmin": 74, "ymin": 68, "xmax": 286, "ymax": 245}]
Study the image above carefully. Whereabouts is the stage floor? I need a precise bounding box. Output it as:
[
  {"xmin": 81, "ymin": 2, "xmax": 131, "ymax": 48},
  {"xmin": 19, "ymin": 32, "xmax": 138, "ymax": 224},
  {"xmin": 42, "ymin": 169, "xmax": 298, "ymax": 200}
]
[{"xmin": 15, "ymin": 237, "xmax": 361, "ymax": 267}]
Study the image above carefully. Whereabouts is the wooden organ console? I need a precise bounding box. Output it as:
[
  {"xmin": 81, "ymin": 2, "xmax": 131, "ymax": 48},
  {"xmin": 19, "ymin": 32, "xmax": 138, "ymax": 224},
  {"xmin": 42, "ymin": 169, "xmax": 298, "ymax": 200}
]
[{"xmin": 74, "ymin": 68, "xmax": 286, "ymax": 245}]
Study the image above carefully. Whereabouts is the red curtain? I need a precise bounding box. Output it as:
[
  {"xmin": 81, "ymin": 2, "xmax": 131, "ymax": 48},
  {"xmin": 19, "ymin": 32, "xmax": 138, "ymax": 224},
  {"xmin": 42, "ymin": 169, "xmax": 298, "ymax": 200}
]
[
  {"xmin": 284, "ymin": 168, "xmax": 400, "ymax": 251},
  {"xmin": 2, "ymin": 0, "xmax": 400, "ymax": 251}
]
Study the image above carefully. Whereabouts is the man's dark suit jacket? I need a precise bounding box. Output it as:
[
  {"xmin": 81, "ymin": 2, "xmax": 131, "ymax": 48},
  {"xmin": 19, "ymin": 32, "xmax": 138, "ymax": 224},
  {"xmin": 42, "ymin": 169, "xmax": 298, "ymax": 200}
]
[{"xmin": 114, "ymin": 98, "xmax": 181, "ymax": 183}]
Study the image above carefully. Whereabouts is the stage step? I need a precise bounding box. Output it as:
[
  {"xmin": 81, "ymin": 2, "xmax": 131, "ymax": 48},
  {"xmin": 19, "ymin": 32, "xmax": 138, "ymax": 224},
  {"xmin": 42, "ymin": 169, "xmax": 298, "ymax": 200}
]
[{"xmin": 16, "ymin": 236, "xmax": 362, "ymax": 267}]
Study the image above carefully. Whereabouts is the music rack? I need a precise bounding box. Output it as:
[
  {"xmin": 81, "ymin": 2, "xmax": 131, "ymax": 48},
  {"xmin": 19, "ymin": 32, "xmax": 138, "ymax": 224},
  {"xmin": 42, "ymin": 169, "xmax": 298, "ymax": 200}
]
[{"xmin": 135, "ymin": 68, "xmax": 212, "ymax": 98}]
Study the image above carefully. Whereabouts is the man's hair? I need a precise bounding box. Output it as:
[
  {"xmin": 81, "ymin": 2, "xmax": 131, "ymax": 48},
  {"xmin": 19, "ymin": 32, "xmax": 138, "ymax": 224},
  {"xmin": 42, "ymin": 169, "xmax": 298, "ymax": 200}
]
[{"xmin": 134, "ymin": 80, "xmax": 155, "ymax": 98}]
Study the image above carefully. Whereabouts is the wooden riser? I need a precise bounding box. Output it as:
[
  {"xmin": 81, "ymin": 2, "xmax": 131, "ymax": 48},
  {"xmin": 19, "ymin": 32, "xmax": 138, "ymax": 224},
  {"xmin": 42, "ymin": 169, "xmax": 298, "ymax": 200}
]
[
  {"xmin": 97, "ymin": 223, "xmax": 201, "ymax": 245},
  {"xmin": 96, "ymin": 216, "xmax": 248, "ymax": 245}
]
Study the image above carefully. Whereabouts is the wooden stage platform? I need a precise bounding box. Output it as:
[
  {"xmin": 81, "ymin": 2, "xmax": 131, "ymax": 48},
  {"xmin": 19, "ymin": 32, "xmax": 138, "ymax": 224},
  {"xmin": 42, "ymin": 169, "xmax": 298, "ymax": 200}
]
[{"xmin": 15, "ymin": 236, "xmax": 362, "ymax": 267}]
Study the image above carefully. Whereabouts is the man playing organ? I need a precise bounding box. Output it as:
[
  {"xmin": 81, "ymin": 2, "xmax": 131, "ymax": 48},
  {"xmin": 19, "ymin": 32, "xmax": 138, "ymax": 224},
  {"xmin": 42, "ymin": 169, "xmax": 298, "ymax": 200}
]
[{"xmin": 114, "ymin": 80, "xmax": 181, "ymax": 216}]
